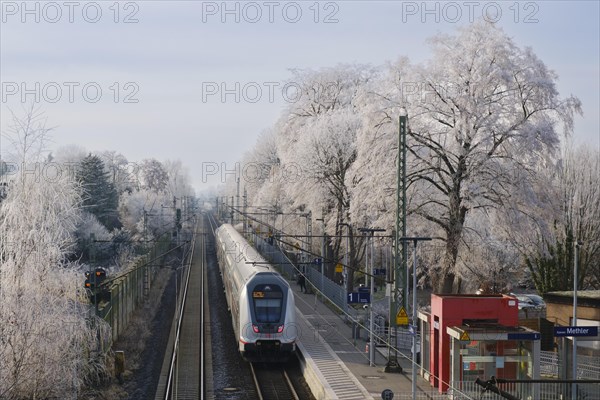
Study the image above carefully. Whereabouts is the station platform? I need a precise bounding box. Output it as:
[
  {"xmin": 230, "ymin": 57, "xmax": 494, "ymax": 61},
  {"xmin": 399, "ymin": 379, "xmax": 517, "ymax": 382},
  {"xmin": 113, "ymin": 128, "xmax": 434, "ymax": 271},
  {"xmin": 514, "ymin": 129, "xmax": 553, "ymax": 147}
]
[{"xmin": 292, "ymin": 282, "xmax": 435, "ymax": 400}]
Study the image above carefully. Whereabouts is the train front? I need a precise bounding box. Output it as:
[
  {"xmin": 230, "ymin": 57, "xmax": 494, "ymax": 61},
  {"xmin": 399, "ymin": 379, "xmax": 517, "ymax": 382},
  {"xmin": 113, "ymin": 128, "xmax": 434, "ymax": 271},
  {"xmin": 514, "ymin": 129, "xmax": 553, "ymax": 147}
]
[{"xmin": 239, "ymin": 273, "xmax": 297, "ymax": 362}]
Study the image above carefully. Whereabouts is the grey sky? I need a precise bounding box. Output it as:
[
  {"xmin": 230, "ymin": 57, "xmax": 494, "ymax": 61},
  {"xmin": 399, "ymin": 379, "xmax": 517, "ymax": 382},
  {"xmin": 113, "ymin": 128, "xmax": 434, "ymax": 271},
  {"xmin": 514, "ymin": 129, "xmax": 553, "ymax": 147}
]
[{"xmin": 1, "ymin": 1, "xmax": 598, "ymax": 191}]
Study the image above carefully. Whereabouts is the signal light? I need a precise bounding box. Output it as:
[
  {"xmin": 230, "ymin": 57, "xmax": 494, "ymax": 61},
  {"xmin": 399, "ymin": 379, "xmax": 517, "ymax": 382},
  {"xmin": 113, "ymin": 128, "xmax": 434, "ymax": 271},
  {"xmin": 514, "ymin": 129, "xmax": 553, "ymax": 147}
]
[
  {"xmin": 252, "ymin": 325, "xmax": 259, "ymax": 333},
  {"xmin": 85, "ymin": 269, "xmax": 106, "ymax": 291},
  {"xmin": 277, "ymin": 325, "xmax": 284, "ymax": 333}
]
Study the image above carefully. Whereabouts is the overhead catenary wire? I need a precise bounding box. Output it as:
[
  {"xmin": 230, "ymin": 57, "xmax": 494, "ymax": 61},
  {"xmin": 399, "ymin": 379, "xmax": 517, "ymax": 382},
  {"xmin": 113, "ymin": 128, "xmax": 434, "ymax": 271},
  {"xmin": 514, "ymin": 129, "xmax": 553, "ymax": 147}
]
[{"xmin": 214, "ymin": 206, "xmax": 475, "ymax": 398}]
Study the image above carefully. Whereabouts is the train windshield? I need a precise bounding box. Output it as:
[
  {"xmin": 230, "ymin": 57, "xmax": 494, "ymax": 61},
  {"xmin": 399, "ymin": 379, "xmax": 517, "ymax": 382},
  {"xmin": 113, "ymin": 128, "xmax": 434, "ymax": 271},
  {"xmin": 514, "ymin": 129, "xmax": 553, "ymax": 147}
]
[{"xmin": 252, "ymin": 284, "xmax": 283, "ymax": 323}]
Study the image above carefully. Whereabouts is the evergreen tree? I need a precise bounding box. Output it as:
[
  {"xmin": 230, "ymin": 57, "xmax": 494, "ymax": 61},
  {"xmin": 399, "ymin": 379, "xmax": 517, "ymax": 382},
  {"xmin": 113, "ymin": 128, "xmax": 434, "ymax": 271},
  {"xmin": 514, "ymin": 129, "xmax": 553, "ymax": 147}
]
[{"xmin": 77, "ymin": 154, "xmax": 121, "ymax": 230}]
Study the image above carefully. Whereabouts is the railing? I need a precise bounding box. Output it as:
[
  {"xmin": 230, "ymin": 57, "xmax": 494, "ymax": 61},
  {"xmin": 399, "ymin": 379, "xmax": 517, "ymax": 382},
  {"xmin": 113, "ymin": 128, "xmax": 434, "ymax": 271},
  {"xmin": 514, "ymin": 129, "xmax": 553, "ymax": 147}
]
[
  {"xmin": 452, "ymin": 379, "xmax": 600, "ymax": 400},
  {"xmin": 254, "ymin": 235, "xmax": 358, "ymax": 322},
  {"xmin": 540, "ymin": 350, "xmax": 559, "ymax": 377},
  {"xmin": 578, "ymin": 354, "xmax": 600, "ymax": 379},
  {"xmin": 98, "ymin": 233, "xmax": 171, "ymax": 342},
  {"xmin": 251, "ymin": 233, "xmax": 600, "ymax": 400},
  {"xmin": 540, "ymin": 350, "xmax": 600, "ymax": 380}
]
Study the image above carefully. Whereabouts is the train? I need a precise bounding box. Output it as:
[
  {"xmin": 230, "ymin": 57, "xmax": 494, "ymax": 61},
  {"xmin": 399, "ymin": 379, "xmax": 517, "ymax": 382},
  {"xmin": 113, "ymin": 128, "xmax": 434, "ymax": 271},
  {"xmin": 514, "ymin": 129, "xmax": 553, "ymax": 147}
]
[{"xmin": 215, "ymin": 223, "xmax": 297, "ymax": 361}]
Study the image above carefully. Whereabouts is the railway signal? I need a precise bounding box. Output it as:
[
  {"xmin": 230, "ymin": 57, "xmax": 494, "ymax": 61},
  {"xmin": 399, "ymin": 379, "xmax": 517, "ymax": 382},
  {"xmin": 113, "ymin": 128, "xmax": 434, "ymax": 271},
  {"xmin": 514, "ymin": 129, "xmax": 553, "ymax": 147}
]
[{"xmin": 84, "ymin": 268, "xmax": 108, "ymax": 304}]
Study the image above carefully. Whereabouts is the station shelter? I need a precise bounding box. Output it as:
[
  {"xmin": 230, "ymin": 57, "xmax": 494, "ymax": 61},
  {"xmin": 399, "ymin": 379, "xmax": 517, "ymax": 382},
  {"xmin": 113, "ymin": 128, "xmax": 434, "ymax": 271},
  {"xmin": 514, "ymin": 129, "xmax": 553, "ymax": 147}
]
[{"xmin": 418, "ymin": 294, "xmax": 541, "ymax": 394}]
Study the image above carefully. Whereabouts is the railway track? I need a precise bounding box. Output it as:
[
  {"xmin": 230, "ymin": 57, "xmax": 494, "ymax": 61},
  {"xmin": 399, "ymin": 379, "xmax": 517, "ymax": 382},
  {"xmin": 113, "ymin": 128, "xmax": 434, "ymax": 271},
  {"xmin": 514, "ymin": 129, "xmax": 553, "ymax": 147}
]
[
  {"xmin": 155, "ymin": 216, "xmax": 203, "ymax": 400},
  {"xmin": 250, "ymin": 362, "xmax": 300, "ymax": 400},
  {"xmin": 204, "ymin": 213, "xmax": 314, "ymax": 400}
]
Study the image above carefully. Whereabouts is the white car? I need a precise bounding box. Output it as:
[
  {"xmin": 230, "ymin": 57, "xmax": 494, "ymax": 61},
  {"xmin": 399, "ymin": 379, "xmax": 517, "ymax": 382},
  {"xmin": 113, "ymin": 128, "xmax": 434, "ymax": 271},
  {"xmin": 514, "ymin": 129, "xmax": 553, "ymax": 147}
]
[
  {"xmin": 510, "ymin": 293, "xmax": 539, "ymax": 310},
  {"xmin": 523, "ymin": 294, "xmax": 546, "ymax": 309}
]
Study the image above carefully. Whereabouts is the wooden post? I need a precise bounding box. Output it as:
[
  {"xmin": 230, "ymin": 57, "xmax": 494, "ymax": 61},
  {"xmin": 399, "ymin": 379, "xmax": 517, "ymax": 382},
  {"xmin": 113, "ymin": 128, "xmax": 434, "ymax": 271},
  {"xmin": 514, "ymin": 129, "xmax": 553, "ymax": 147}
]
[{"xmin": 115, "ymin": 351, "xmax": 125, "ymax": 384}]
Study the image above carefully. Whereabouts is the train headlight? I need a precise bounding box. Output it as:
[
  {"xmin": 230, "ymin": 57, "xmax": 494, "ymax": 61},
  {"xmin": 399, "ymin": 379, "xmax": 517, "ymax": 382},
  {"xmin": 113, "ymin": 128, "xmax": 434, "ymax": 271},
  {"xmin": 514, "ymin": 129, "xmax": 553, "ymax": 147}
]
[
  {"xmin": 252, "ymin": 325, "xmax": 259, "ymax": 333},
  {"xmin": 277, "ymin": 325, "xmax": 284, "ymax": 333}
]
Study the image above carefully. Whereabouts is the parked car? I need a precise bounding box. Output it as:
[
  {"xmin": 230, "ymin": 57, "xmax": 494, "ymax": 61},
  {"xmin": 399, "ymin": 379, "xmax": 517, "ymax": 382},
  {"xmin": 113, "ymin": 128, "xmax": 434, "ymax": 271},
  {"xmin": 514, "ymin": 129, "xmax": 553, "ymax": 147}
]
[
  {"xmin": 510, "ymin": 293, "xmax": 539, "ymax": 310},
  {"xmin": 523, "ymin": 294, "xmax": 546, "ymax": 309}
]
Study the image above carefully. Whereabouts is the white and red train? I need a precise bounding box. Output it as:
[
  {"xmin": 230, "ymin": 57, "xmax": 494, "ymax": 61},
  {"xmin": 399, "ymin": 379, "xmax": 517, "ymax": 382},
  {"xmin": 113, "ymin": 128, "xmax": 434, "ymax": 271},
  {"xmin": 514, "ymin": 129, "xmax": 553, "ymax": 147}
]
[{"xmin": 215, "ymin": 224, "xmax": 297, "ymax": 361}]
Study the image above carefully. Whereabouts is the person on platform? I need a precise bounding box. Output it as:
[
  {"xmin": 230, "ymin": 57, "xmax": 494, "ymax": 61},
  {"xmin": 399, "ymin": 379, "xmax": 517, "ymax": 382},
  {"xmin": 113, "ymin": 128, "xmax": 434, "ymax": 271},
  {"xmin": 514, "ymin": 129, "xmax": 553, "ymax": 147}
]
[{"xmin": 297, "ymin": 274, "xmax": 306, "ymax": 293}]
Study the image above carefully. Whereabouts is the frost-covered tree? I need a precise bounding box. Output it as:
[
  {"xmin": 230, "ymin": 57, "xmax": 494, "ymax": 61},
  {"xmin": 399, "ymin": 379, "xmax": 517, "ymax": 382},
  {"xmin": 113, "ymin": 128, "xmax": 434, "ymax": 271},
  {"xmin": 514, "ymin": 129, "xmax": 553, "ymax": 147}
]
[
  {"xmin": 163, "ymin": 159, "xmax": 195, "ymax": 208},
  {"xmin": 0, "ymin": 173, "xmax": 111, "ymax": 398},
  {"xmin": 275, "ymin": 66, "xmax": 373, "ymax": 282},
  {"xmin": 0, "ymin": 109, "xmax": 110, "ymax": 398},
  {"xmin": 98, "ymin": 150, "xmax": 134, "ymax": 194},
  {"xmin": 241, "ymin": 129, "xmax": 281, "ymax": 205},
  {"xmin": 569, "ymin": 147, "xmax": 600, "ymax": 289},
  {"xmin": 110, "ymin": 158, "xmax": 194, "ymax": 259},
  {"xmin": 355, "ymin": 21, "xmax": 581, "ymax": 293},
  {"xmin": 224, "ymin": 21, "xmax": 585, "ymax": 295},
  {"xmin": 139, "ymin": 158, "xmax": 169, "ymax": 193},
  {"xmin": 1, "ymin": 104, "xmax": 54, "ymax": 168},
  {"xmin": 518, "ymin": 144, "xmax": 600, "ymax": 293},
  {"xmin": 290, "ymin": 109, "xmax": 365, "ymax": 283},
  {"xmin": 52, "ymin": 144, "xmax": 88, "ymax": 168},
  {"xmin": 77, "ymin": 154, "xmax": 121, "ymax": 231}
]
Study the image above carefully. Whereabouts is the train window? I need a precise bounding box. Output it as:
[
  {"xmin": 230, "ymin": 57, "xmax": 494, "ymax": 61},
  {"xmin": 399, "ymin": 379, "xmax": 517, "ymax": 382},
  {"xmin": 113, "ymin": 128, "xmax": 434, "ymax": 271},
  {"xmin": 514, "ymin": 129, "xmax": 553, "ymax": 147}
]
[
  {"xmin": 254, "ymin": 298, "xmax": 282, "ymax": 323},
  {"xmin": 252, "ymin": 284, "xmax": 283, "ymax": 323}
]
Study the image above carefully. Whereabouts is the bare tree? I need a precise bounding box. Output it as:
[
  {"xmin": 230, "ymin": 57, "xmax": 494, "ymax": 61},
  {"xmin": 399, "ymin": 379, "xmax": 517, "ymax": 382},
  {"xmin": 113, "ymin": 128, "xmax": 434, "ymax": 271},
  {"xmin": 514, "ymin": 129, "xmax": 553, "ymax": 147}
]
[{"xmin": 1, "ymin": 103, "xmax": 54, "ymax": 167}]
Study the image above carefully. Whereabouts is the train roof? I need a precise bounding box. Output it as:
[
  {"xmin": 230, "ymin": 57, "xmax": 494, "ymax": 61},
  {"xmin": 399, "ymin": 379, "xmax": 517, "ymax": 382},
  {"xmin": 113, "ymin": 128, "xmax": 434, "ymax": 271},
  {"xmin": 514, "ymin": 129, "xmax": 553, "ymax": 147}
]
[{"xmin": 216, "ymin": 223, "xmax": 280, "ymax": 284}]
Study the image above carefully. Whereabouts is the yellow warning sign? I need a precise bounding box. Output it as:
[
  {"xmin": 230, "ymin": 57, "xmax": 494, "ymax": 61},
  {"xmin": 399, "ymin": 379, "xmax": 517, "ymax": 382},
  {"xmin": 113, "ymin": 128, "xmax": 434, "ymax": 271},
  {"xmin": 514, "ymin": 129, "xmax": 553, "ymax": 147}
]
[
  {"xmin": 335, "ymin": 263, "xmax": 343, "ymax": 273},
  {"xmin": 396, "ymin": 306, "xmax": 409, "ymax": 326},
  {"xmin": 459, "ymin": 331, "xmax": 471, "ymax": 342}
]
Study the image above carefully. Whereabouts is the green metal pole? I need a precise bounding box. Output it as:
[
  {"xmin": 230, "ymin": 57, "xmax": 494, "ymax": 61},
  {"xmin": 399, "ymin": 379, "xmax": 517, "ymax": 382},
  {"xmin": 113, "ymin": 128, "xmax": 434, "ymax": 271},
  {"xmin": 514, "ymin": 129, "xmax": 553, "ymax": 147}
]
[
  {"xmin": 387, "ymin": 111, "xmax": 407, "ymax": 373},
  {"xmin": 401, "ymin": 113, "xmax": 408, "ymax": 313}
]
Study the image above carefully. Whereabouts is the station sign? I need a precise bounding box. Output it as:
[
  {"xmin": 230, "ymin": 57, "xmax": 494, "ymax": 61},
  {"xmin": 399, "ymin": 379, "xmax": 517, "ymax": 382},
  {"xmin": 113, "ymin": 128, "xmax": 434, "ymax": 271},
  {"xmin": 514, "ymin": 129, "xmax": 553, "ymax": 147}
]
[
  {"xmin": 374, "ymin": 268, "xmax": 386, "ymax": 276},
  {"xmin": 507, "ymin": 332, "xmax": 540, "ymax": 340},
  {"xmin": 554, "ymin": 326, "xmax": 598, "ymax": 337},
  {"xmin": 348, "ymin": 292, "xmax": 371, "ymax": 304}
]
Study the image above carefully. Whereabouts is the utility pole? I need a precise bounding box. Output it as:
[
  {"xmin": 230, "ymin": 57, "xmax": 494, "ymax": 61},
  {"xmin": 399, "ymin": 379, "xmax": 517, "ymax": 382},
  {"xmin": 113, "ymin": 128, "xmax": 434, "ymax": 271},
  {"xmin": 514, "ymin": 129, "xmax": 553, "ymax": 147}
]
[
  {"xmin": 243, "ymin": 187, "xmax": 248, "ymax": 234},
  {"xmin": 306, "ymin": 211, "xmax": 312, "ymax": 278},
  {"xmin": 236, "ymin": 177, "xmax": 240, "ymax": 226},
  {"xmin": 387, "ymin": 107, "xmax": 408, "ymax": 373},
  {"xmin": 89, "ymin": 233, "xmax": 97, "ymax": 316},
  {"xmin": 573, "ymin": 239, "xmax": 582, "ymax": 399},
  {"xmin": 359, "ymin": 227, "xmax": 385, "ymax": 367},
  {"xmin": 338, "ymin": 222, "xmax": 351, "ymax": 311},
  {"xmin": 316, "ymin": 216, "xmax": 325, "ymax": 301},
  {"xmin": 400, "ymin": 236, "xmax": 431, "ymax": 400}
]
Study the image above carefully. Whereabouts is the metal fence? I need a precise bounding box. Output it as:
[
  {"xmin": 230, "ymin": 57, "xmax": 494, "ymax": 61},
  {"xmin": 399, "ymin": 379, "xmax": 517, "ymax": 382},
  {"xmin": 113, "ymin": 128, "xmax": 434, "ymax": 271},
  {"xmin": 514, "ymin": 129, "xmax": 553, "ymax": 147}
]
[
  {"xmin": 252, "ymin": 235, "xmax": 600, "ymax": 400},
  {"xmin": 576, "ymin": 354, "xmax": 600, "ymax": 379},
  {"xmin": 540, "ymin": 351, "xmax": 559, "ymax": 377},
  {"xmin": 98, "ymin": 234, "xmax": 171, "ymax": 342},
  {"xmin": 450, "ymin": 380, "xmax": 600, "ymax": 400},
  {"xmin": 540, "ymin": 350, "xmax": 600, "ymax": 380},
  {"xmin": 255, "ymin": 236, "xmax": 357, "ymax": 320}
]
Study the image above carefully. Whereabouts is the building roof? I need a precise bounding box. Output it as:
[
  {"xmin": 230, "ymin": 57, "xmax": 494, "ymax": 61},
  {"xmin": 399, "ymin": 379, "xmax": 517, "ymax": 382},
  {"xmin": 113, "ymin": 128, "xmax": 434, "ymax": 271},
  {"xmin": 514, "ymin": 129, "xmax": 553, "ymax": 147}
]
[{"xmin": 545, "ymin": 290, "xmax": 600, "ymax": 308}]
